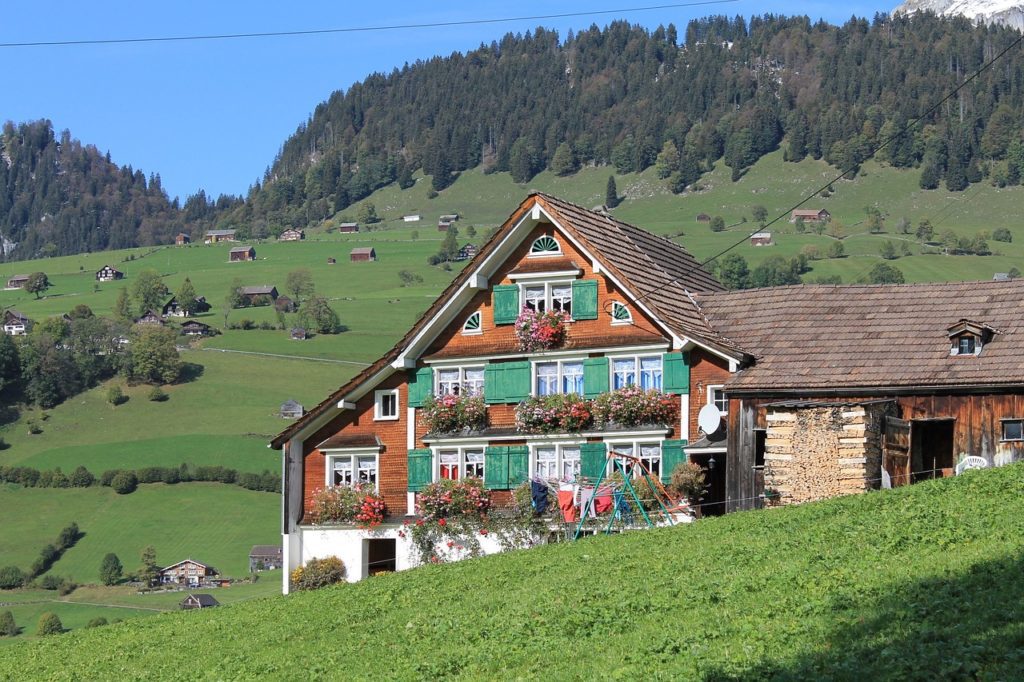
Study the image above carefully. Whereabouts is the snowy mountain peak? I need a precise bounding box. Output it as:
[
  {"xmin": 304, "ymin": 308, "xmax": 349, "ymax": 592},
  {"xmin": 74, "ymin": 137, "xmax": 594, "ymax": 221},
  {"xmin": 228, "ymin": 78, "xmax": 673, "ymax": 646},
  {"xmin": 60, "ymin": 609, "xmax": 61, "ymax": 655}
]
[{"xmin": 894, "ymin": 0, "xmax": 1024, "ymax": 29}]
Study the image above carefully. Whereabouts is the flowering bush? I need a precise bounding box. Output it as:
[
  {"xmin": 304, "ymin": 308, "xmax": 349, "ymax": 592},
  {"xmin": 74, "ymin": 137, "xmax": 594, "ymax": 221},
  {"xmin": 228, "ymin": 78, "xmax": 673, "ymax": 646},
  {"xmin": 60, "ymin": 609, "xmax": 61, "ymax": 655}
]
[
  {"xmin": 417, "ymin": 478, "xmax": 491, "ymax": 520},
  {"xmin": 515, "ymin": 393, "xmax": 593, "ymax": 433},
  {"xmin": 515, "ymin": 308, "xmax": 569, "ymax": 352},
  {"xmin": 592, "ymin": 386, "xmax": 678, "ymax": 428},
  {"xmin": 668, "ymin": 461, "xmax": 706, "ymax": 503},
  {"xmin": 309, "ymin": 484, "xmax": 387, "ymax": 527},
  {"xmin": 421, "ymin": 393, "xmax": 487, "ymax": 434},
  {"xmin": 290, "ymin": 556, "xmax": 345, "ymax": 591}
]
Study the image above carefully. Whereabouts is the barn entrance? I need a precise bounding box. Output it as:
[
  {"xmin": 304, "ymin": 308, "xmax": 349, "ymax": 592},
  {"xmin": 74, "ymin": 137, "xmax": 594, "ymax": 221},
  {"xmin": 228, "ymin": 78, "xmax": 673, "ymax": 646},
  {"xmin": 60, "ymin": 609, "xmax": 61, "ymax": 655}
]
[
  {"xmin": 911, "ymin": 419, "xmax": 955, "ymax": 482},
  {"xmin": 365, "ymin": 539, "xmax": 396, "ymax": 576}
]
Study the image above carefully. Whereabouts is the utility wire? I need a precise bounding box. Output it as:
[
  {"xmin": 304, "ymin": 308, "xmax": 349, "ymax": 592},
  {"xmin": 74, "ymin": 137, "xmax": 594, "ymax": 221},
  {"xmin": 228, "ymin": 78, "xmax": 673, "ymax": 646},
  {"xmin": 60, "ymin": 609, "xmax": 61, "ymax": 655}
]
[
  {"xmin": 0, "ymin": 1, "xmax": 738, "ymax": 49},
  {"xmin": 635, "ymin": 28, "xmax": 1024, "ymax": 303}
]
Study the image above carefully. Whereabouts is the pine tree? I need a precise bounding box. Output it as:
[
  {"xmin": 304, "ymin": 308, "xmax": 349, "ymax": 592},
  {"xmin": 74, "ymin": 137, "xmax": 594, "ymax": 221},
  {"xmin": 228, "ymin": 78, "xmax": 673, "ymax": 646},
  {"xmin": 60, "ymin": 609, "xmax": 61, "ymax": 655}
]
[
  {"xmin": 919, "ymin": 163, "xmax": 940, "ymax": 190},
  {"xmin": 605, "ymin": 176, "xmax": 619, "ymax": 208},
  {"xmin": 114, "ymin": 288, "xmax": 131, "ymax": 321},
  {"xmin": 431, "ymin": 153, "xmax": 454, "ymax": 192}
]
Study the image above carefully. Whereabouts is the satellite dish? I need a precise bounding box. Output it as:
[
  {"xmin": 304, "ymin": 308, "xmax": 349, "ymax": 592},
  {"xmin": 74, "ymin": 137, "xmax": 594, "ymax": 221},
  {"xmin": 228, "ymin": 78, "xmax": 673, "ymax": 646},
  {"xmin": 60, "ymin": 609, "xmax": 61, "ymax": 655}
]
[{"xmin": 698, "ymin": 403, "xmax": 723, "ymax": 435}]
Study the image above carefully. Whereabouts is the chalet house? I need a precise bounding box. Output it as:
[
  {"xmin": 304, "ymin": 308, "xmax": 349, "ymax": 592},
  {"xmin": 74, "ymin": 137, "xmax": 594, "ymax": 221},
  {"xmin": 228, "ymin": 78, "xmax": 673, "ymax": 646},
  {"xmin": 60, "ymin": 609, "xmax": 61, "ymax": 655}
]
[
  {"xmin": 158, "ymin": 559, "xmax": 218, "ymax": 587},
  {"xmin": 229, "ymin": 246, "xmax": 256, "ymax": 262},
  {"xmin": 327, "ymin": 257, "xmax": 337, "ymax": 265},
  {"xmin": 272, "ymin": 193, "xmax": 730, "ymax": 591},
  {"xmin": 456, "ymin": 244, "xmax": 478, "ymax": 261},
  {"xmin": 181, "ymin": 320, "xmax": 214, "ymax": 337},
  {"xmin": 96, "ymin": 265, "xmax": 124, "ymax": 282},
  {"xmin": 274, "ymin": 295, "xmax": 297, "ymax": 313},
  {"xmin": 5, "ymin": 274, "xmax": 29, "ymax": 290},
  {"xmin": 790, "ymin": 209, "xmax": 830, "ymax": 223},
  {"xmin": 2, "ymin": 309, "xmax": 32, "ymax": 336},
  {"xmin": 750, "ymin": 232, "xmax": 773, "ymax": 246},
  {"xmin": 281, "ymin": 400, "xmax": 304, "ymax": 419},
  {"xmin": 180, "ymin": 594, "xmax": 219, "ymax": 610},
  {"xmin": 339, "ymin": 222, "xmax": 359, "ymax": 233},
  {"xmin": 135, "ymin": 310, "xmax": 165, "ymax": 326},
  {"xmin": 289, "ymin": 327, "xmax": 307, "ymax": 341},
  {"xmin": 163, "ymin": 296, "xmax": 210, "ymax": 317},
  {"xmin": 249, "ymin": 545, "xmax": 284, "ymax": 571},
  {"xmin": 438, "ymin": 221, "xmax": 453, "ymax": 232},
  {"xmin": 240, "ymin": 286, "xmax": 278, "ymax": 305},
  {"xmin": 175, "ymin": 233, "xmax": 191, "ymax": 246},
  {"xmin": 204, "ymin": 229, "xmax": 237, "ymax": 244},
  {"xmin": 280, "ymin": 228, "xmax": 305, "ymax": 242},
  {"xmin": 350, "ymin": 247, "xmax": 376, "ymax": 262}
]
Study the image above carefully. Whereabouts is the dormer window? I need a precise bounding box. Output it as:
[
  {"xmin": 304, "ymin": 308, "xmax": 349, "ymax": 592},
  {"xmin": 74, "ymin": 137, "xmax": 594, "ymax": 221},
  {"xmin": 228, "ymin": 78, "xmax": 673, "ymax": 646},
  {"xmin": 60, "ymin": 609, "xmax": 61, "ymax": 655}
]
[
  {"xmin": 529, "ymin": 235, "xmax": 560, "ymax": 256},
  {"xmin": 947, "ymin": 319, "xmax": 995, "ymax": 357}
]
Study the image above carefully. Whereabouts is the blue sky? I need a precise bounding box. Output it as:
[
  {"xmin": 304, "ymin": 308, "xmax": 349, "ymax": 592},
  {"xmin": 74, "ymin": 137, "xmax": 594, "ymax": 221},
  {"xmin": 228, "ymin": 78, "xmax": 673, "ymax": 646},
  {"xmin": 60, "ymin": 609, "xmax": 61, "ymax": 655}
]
[{"xmin": 4, "ymin": 1, "xmax": 886, "ymax": 200}]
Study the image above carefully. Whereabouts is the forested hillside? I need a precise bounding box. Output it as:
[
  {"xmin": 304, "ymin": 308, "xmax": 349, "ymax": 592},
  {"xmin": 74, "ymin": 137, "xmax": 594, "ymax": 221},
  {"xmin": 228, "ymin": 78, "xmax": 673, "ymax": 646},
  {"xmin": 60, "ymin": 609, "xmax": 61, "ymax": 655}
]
[
  {"xmin": 237, "ymin": 13, "xmax": 1024, "ymax": 230},
  {"xmin": 5, "ymin": 13, "xmax": 1024, "ymax": 257}
]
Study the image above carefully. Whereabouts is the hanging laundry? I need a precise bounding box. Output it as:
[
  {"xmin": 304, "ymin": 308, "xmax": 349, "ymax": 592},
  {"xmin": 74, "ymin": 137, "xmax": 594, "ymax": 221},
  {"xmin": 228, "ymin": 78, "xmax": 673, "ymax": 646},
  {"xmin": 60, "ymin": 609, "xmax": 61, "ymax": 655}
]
[
  {"xmin": 557, "ymin": 490, "xmax": 577, "ymax": 523},
  {"xmin": 579, "ymin": 486, "xmax": 598, "ymax": 519},
  {"xmin": 594, "ymin": 485, "xmax": 614, "ymax": 514},
  {"xmin": 614, "ymin": 489, "xmax": 633, "ymax": 523},
  {"xmin": 531, "ymin": 480, "xmax": 549, "ymax": 515}
]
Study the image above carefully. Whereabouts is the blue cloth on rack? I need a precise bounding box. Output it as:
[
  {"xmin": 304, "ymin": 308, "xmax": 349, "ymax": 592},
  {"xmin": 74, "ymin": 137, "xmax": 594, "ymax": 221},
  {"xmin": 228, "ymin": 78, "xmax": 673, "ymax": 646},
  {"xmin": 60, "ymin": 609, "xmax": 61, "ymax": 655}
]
[
  {"xmin": 613, "ymin": 489, "xmax": 632, "ymax": 523},
  {"xmin": 531, "ymin": 480, "xmax": 549, "ymax": 515}
]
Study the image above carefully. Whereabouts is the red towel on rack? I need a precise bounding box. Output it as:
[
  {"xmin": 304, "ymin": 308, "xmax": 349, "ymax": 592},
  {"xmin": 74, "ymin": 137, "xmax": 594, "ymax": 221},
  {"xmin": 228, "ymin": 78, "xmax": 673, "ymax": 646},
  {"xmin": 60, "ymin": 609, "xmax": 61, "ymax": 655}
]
[
  {"xmin": 594, "ymin": 486, "xmax": 614, "ymax": 514},
  {"xmin": 558, "ymin": 490, "xmax": 577, "ymax": 523}
]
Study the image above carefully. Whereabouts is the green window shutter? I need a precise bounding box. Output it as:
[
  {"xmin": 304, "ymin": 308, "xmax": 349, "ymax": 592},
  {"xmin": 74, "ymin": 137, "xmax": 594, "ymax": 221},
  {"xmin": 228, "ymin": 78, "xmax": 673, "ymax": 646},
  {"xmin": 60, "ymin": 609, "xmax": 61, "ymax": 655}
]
[
  {"xmin": 507, "ymin": 446, "xmax": 530, "ymax": 487},
  {"xmin": 407, "ymin": 448, "xmax": 433, "ymax": 492},
  {"xmin": 583, "ymin": 357, "xmax": 609, "ymax": 398},
  {"xmin": 571, "ymin": 279, "xmax": 598, "ymax": 320},
  {"xmin": 663, "ymin": 352, "xmax": 690, "ymax": 395},
  {"xmin": 484, "ymin": 364, "xmax": 505, "ymax": 404},
  {"xmin": 504, "ymin": 361, "xmax": 532, "ymax": 403},
  {"xmin": 661, "ymin": 439, "xmax": 688, "ymax": 485},
  {"xmin": 492, "ymin": 285, "xmax": 520, "ymax": 325},
  {"xmin": 580, "ymin": 442, "xmax": 608, "ymax": 481},
  {"xmin": 484, "ymin": 446, "xmax": 510, "ymax": 489},
  {"xmin": 407, "ymin": 367, "xmax": 434, "ymax": 407}
]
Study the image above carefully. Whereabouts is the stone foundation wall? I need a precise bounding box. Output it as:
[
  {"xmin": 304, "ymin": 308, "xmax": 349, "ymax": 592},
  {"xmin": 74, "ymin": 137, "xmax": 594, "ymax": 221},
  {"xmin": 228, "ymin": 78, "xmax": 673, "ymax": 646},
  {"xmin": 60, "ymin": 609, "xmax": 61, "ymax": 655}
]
[{"xmin": 764, "ymin": 403, "xmax": 889, "ymax": 505}]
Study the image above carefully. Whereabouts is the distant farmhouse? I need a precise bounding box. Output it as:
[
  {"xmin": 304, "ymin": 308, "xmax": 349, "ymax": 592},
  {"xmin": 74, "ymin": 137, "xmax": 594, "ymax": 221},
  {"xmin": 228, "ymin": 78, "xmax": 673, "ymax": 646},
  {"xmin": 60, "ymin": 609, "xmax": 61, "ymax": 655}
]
[
  {"xmin": 5, "ymin": 274, "xmax": 29, "ymax": 290},
  {"xmin": 204, "ymin": 229, "xmax": 237, "ymax": 244},
  {"xmin": 229, "ymin": 246, "xmax": 256, "ymax": 262},
  {"xmin": 289, "ymin": 327, "xmax": 307, "ymax": 341},
  {"xmin": 96, "ymin": 265, "xmax": 124, "ymax": 282},
  {"xmin": 455, "ymin": 243, "xmax": 478, "ymax": 261},
  {"xmin": 279, "ymin": 228, "xmax": 305, "ymax": 242},
  {"xmin": 240, "ymin": 285, "xmax": 278, "ymax": 305},
  {"xmin": 163, "ymin": 295, "xmax": 210, "ymax": 318},
  {"xmin": 437, "ymin": 221, "xmax": 453, "ymax": 232},
  {"xmin": 135, "ymin": 310, "xmax": 165, "ymax": 326},
  {"xmin": 439, "ymin": 213, "xmax": 459, "ymax": 223},
  {"xmin": 274, "ymin": 295, "xmax": 296, "ymax": 313},
  {"xmin": 402, "ymin": 214, "xmax": 421, "ymax": 223},
  {"xmin": 249, "ymin": 545, "xmax": 284, "ymax": 572},
  {"xmin": 338, "ymin": 222, "xmax": 359, "ymax": 233},
  {"xmin": 175, "ymin": 233, "xmax": 191, "ymax": 246},
  {"xmin": 790, "ymin": 209, "xmax": 830, "ymax": 223},
  {"xmin": 2, "ymin": 309, "xmax": 32, "ymax": 336},
  {"xmin": 750, "ymin": 232, "xmax": 773, "ymax": 246},
  {"xmin": 280, "ymin": 400, "xmax": 304, "ymax": 419},
  {"xmin": 696, "ymin": 213, "xmax": 711, "ymax": 223},
  {"xmin": 180, "ymin": 593, "xmax": 219, "ymax": 610},
  {"xmin": 158, "ymin": 559, "xmax": 218, "ymax": 587},
  {"xmin": 350, "ymin": 247, "xmax": 376, "ymax": 262},
  {"xmin": 181, "ymin": 320, "xmax": 214, "ymax": 337}
]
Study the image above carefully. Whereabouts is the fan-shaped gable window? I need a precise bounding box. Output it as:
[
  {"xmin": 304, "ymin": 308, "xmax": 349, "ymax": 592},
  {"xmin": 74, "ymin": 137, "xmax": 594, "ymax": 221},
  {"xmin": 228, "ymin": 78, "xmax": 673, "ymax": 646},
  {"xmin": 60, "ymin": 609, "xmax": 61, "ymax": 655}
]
[
  {"xmin": 611, "ymin": 301, "xmax": 632, "ymax": 324},
  {"xmin": 462, "ymin": 311, "xmax": 482, "ymax": 335},
  {"xmin": 529, "ymin": 235, "xmax": 560, "ymax": 256}
]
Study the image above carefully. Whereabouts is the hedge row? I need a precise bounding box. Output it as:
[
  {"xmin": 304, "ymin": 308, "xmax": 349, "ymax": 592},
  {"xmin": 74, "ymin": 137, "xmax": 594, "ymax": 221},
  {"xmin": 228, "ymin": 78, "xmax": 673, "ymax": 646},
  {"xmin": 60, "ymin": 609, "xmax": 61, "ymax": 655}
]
[
  {"xmin": 0, "ymin": 464, "xmax": 280, "ymax": 494},
  {"xmin": 0, "ymin": 522, "xmax": 82, "ymax": 590}
]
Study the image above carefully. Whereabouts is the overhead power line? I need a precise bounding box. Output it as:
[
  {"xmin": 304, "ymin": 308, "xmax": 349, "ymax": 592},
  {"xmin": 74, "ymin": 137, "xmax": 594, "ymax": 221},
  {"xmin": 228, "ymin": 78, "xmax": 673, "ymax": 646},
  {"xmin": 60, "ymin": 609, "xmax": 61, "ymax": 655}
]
[{"xmin": 0, "ymin": 1, "xmax": 738, "ymax": 49}]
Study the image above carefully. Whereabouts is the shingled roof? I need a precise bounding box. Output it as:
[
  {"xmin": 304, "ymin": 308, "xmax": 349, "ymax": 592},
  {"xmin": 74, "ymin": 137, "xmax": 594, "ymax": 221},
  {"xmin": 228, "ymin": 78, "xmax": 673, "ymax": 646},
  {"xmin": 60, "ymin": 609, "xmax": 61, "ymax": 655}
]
[
  {"xmin": 271, "ymin": 193, "xmax": 731, "ymax": 449},
  {"xmin": 694, "ymin": 280, "xmax": 1024, "ymax": 392}
]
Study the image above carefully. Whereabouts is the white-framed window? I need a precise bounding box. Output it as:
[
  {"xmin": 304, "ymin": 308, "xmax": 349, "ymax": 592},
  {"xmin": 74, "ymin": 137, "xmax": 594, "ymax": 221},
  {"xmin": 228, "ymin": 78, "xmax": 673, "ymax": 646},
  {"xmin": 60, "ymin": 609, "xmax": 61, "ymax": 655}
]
[
  {"xmin": 707, "ymin": 385, "xmax": 727, "ymax": 414},
  {"xmin": 326, "ymin": 452, "xmax": 380, "ymax": 491},
  {"xmin": 1002, "ymin": 419, "xmax": 1024, "ymax": 441},
  {"xmin": 374, "ymin": 389, "xmax": 399, "ymax": 420},
  {"xmin": 607, "ymin": 441, "xmax": 662, "ymax": 478},
  {"xmin": 521, "ymin": 281, "xmax": 573, "ymax": 317},
  {"xmin": 531, "ymin": 444, "xmax": 582, "ymax": 480},
  {"xmin": 611, "ymin": 355, "xmax": 663, "ymax": 390},
  {"xmin": 435, "ymin": 446, "xmax": 486, "ymax": 481},
  {"xmin": 534, "ymin": 359, "xmax": 585, "ymax": 396},
  {"xmin": 529, "ymin": 235, "xmax": 561, "ymax": 256},
  {"xmin": 435, "ymin": 366, "xmax": 485, "ymax": 396},
  {"xmin": 611, "ymin": 301, "xmax": 632, "ymax": 324},
  {"xmin": 462, "ymin": 311, "xmax": 482, "ymax": 335}
]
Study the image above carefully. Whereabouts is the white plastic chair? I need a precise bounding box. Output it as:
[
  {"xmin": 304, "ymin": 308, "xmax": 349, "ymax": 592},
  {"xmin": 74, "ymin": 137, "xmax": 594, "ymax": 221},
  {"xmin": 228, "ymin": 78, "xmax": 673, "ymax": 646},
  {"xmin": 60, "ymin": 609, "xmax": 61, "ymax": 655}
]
[{"xmin": 955, "ymin": 455, "xmax": 988, "ymax": 476}]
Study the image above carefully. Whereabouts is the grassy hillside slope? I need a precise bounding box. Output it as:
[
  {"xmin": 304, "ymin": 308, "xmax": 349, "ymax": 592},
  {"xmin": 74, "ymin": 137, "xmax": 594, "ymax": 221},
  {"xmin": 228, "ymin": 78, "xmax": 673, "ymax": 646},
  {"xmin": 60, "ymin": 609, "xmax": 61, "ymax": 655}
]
[{"xmin": 4, "ymin": 465, "xmax": 1023, "ymax": 679}]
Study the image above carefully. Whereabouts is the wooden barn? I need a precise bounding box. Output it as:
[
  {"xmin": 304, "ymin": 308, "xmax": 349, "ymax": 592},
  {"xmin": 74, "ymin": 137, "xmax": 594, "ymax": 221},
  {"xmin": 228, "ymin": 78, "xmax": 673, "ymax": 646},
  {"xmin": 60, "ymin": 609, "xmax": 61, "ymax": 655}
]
[
  {"xmin": 181, "ymin": 320, "xmax": 214, "ymax": 337},
  {"xmin": 402, "ymin": 214, "xmax": 421, "ymax": 223},
  {"xmin": 696, "ymin": 213, "xmax": 711, "ymax": 223},
  {"xmin": 437, "ymin": 221, "xmax": 452, "ymax": 232},
  {"xmin": 180, "ymin": 594, "xmax": 219, "ymax": 610},
  {"xmin": 790, "ymin": 209, "xmax": 830, "ymax": 223},
  {"xmin": 239, "ymin": 286, "xmax": 278, "ymax": 305},
  {"xmin": 2, "ymin": 309, "xmax": 32, "ymax": 336},
  {"xmin": 338, "ymin": 222, "xmax": 359, "ymax": 233},
  {"xmin": 289, "ymin": 327, "xmax": 307, "ymax": 341},
  {"xmin": 175, "ymin": 233, "xmax": 191, "ymax": 246},
  {"xmin": 439, "ymin": 213, "xmax": 459, "ymax": 223},
  {"xmin": 204, "ymin": 229, "xmax": 237, "ymax": 244},
  {"xmin": 96, "ymin": 265, "xmax": 124, "ymax": 282},
  {"xmin": 134, "ymin": 310, "xmax": 165, "ymax": 326},
  {"xmin": 350, "ymin": 247, "xmax": 376, "ymax": 262},
  {"xmin": 5, "ymin": 274, "xmax": 29, "ymax": 290},
  {"xmin": 274, "ymin": 295, "xmax": 296, "ymax": 313},
  {"xmin": 327, "ymin": 257, "xmax": 337, "ymax": 265},
  {"xmin": 249, "ymin": 545, "xmax": 284, "ymax": 571},
  {"xmin": 229, "ymin": 246, "xmax": 256, "ymax": 262},
  {"xmin": 750, "ymin": 232, "xmax": 773, "ymax": 246},
  {"xmin": 279, "ymin": 228, "xmax": 305, "ymax": 242}
]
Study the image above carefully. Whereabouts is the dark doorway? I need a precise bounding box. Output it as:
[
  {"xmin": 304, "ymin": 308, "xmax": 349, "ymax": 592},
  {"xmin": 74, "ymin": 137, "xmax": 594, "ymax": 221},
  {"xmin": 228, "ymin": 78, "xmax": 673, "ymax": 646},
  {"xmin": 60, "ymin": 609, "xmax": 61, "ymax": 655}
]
[
  {"xmin": 366, "ymin": 539, "xmax": 397, "ymax": 576},
  {"xmin": 753, "ymin": 429, "xmax": 766, "ymax": 509},
  {"xmin": 690, "ymin": 453, "xmax": 727, "ymax": 516},
  {"xmin": 911, "ymin": 419, "xmax": 955, "ymax": 482}
]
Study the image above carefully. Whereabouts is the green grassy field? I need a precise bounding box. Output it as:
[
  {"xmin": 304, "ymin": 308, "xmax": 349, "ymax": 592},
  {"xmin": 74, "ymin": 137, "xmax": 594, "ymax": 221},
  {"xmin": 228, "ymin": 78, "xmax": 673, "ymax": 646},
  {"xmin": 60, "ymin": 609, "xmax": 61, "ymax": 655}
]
[
  {"xmin": 1, "ymin": 464, "xmax": 1021, "ymax": 678},
  {"xmin": 0, "ymin": 484, "xmax": 278, "ymax": 584}
]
